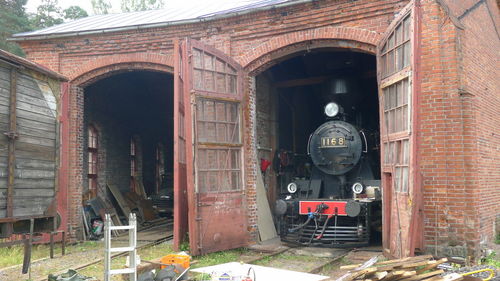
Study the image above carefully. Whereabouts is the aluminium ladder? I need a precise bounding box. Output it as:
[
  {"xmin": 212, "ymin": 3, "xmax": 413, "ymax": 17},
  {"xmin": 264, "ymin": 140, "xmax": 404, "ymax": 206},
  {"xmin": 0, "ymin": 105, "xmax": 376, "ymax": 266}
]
[{"xmin": 104, "ymin": 213, "xmax": 137, "ymax": 281}]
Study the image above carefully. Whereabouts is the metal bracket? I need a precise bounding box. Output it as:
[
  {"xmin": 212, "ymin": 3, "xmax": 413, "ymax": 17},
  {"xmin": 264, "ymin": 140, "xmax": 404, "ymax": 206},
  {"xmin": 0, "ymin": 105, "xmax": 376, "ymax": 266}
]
[{"xmin": 4, "ymin": 131, "xmax": 19, "ymax": 140}]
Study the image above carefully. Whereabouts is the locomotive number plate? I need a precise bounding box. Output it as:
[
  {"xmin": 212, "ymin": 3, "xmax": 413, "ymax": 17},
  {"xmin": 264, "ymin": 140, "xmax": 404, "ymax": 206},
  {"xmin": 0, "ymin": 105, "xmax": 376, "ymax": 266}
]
[{"xmin": 320, "ymin": 137, "xmax": 347, "ymax": 147}]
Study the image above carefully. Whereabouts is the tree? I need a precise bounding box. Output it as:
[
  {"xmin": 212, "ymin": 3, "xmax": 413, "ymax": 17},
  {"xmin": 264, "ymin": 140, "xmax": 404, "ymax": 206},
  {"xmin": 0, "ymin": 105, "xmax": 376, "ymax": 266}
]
[
  {"xmin": 63, "ymin": 6, "xmax": 88, "ymax": 20},
  {"xmin": 0, "ymin": 0, "xmax": 32, "ymax": 56},
  {"xmin": 92, "ymin": 0, "xmax": 112, "ymax": 15},
  {"xmin": 120, "ymin": 0, "xmax": 165, "ymax": 12},
  {"xmin": 30, "ymin": 0, "xmax": 63, "ymax": 29}
]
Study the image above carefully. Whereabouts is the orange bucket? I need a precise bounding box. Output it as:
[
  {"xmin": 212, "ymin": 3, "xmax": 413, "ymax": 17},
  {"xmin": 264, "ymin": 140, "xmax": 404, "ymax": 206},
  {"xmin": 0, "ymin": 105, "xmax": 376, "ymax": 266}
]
[{"xmin": 160, "ymin": 254, "xmax": 190, "ymax": 269}]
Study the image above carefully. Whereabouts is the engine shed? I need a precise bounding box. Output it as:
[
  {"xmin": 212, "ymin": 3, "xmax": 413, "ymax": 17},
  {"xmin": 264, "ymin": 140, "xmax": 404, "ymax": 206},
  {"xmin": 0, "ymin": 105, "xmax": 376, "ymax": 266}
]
[{"xmin": 9, "ymin": 0, "xmax": 500, "ymax": 260}]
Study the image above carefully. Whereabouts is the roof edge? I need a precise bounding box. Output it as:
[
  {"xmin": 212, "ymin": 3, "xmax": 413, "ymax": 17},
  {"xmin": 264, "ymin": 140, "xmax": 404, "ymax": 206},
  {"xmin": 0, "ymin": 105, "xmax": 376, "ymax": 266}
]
[
  {"xmin": 0, "ymin": 49, "xmax": 68, "ymax": 81},
  {"xmin": 10, "ymin": 0, "xmax": 312, "ymax": 41}
]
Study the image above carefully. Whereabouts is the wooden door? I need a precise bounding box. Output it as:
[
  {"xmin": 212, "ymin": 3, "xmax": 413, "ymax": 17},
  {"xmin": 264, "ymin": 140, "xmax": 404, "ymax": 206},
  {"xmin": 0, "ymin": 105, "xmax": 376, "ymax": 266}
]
[
  {"xmin": 175, "ymin": 38, "xmax": 248, "ymax": 255},
  {"xmin": 173, "ymin": 40, "xmax": 190, "ymax": 250},
  {"xmin": 377, "ymin": 1, "xmax": 420, "ymax": 257}
]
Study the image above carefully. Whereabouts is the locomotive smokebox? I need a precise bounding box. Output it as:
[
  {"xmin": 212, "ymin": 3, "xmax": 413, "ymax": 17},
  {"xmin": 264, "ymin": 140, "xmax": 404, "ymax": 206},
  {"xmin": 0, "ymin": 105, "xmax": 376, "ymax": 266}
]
[{"xmin": 308, "ymin": 121, "xmax": 363, "ymax": 176}]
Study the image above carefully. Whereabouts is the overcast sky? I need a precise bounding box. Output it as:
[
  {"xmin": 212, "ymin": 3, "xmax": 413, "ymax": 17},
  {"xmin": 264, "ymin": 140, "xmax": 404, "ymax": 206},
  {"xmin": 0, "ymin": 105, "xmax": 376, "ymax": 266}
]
[
  {"xmin": 26, "ymin": 0, "xmax": 102, "ymax": 14},
  {"xmin": 25, "ymin": 0, "xmax": 245, "ymax": 15}
]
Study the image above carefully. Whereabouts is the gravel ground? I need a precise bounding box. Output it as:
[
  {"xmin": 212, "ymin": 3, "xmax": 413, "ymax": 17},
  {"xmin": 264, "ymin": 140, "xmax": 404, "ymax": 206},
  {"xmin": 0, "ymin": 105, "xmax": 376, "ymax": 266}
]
[{"xmin": 448, "ymin": 265, "xmax": 499, "ymax": 281}]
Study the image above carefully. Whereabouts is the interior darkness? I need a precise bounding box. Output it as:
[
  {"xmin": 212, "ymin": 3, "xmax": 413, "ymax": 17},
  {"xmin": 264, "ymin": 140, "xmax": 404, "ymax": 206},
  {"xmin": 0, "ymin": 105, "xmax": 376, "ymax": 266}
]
[
  {"xmin": 256, "ymin": 49, "xmax": 380, "ymax": 194},
  {"xmin": 257, "ymin": 49, "xmax": 382, "ymax": 245},
  {"xmin": 84, "ymin": 71, "xmax": 173, "ymax": 197},
  {"xmin": 272, "ymin": 50, "xmax": 378, "ymax": 155}
]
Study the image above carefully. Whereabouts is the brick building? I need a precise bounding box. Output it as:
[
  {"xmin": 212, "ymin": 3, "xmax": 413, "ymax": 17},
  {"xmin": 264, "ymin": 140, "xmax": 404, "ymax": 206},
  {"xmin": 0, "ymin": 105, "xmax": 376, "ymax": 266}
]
[{"xmin": 11, "ymin": 0, "xmax": 500, "ymax": 259}]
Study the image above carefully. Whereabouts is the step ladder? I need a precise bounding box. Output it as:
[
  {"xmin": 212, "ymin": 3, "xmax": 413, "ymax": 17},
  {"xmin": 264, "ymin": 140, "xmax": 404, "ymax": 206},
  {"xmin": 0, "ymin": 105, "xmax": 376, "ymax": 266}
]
[{"xmin": 104, "ymin": 213, "xmax": 137, "ymax": 281}]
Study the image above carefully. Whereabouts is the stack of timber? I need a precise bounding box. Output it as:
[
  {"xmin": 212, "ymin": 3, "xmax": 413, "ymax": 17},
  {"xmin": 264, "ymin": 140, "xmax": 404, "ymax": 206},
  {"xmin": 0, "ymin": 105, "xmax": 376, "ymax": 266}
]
[
  {"xmin": 106, "ymin": 183, "xmax": 158, "ymax": 224},
  {"xmin": 338, "ymin": 255, "xmax": 458, "ymax": 281}
]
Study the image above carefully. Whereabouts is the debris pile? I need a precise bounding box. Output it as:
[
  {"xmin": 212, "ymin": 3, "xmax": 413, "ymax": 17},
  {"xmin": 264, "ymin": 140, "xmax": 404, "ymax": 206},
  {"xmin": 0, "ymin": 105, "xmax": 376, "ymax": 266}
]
[{"xmin": 337, "ymin": 255, "xmax": 467, "ymax": 281}]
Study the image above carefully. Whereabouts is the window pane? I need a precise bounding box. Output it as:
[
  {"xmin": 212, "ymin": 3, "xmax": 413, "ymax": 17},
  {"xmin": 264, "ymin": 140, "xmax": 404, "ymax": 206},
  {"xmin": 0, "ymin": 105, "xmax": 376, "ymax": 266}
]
[
  {"xmin": 395, "ymin": 23, "xmax": 402, "ymax": 45},
  {"xmin": 204, "ymin": 53, "xmax": 214, "ymax": 70},
  {"xmin": 193, "ymin": 49, "xmax": 203, "ymax": 68},
  {"xmin": 194, "ymin": 69, "xmax": 203, "ymax": 89},
  {"xmin": 403, "ymin": 139, "xmax": 410, "ymax": 164},
  {"xmin": 402, "ymin": 167, "xmax": 409, "ymax": 192},
  {"xmin": 204, "ymin": 71, "xmax": 215, "ymax": 91},
  {"xmin": 216, "ymin": 73, "xmax": 226, "ymax": 93},
  {"xmin": 403, "ymin": 16, "xmax": 411, "ymax": 41},
  {"xmin": 395, "ymin": 167, "xmax": 401, "ymax": 192},
  {"xmin": 197, "ymin": 98, "xmax": 240, "ymax": 144},
  {"xmin": 403, "ymin": 42, "xmax": 411, "ymax": 67}
]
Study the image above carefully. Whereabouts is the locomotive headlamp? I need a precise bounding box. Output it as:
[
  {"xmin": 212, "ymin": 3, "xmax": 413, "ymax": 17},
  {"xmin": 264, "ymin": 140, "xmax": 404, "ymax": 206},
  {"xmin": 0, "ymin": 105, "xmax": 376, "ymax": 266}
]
[
  {"xmin": 287, "ymin": 182, "xmax": 298, "ymax": 194},
  {"xmin": 352, "ymin": 182, "xmax": 364, "ymax": 194},
  {"xmin": 324, "ymin": 102, "xmax": 339, "ymax": 117}
]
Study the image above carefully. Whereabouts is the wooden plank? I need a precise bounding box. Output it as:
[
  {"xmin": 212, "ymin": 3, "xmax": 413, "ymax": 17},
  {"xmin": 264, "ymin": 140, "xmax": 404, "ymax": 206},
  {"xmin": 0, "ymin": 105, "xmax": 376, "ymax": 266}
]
[
  {"xmin": 13, "ymin": 189, "xmax": 54, "ymax": 197},
  {"xmin": 341, "ymin": 255, "xmax": 434, "ymax": 270},
  {"xmin": 16, "ymin": 101, "xmax": 56, "ymax": 119},
  {"xmin": 107, "ymin": 183, "xmax": 132, "ymax": 217},
  {"xmin": 415, "ymin": 258, "xmax": 448, "ymax": 274},
  {"xmin": 0, "ymin": 103, "xmax": 8, "ymax": 115},
  {"xmin": 15, "ymin": 169, "xmax": 55, "ymax": 179},
  {"xmin": 16, "ymin": 117, "xmax": 56, "ymax": 132},
  {"xmin": 14, "ymin": 158, "xmax": 56, "ymax": 170},
  {"xmin": 17, "ymin": 134, "xmax": 55, "ymax": 148},
  {"xmin": 16, "ymin": 141, "xmax": 56, "ymax": 154},
  {"xmin": 399, "ymin": 270, "xmax": 444, "ymax": 281},
  {"xmin": 256, "ymin": 169, "xmax": 277, "ymax": 241},
  {"xmin": 15, "ymin": 178, "xmax": 55, "ymax": 189},
  {"xmin": 17, "ymin": 126, "xmax": 57, "ymax": 140},
  {"xmin": 16, "ymin": 109, "xmax": 56, "ymax": 126}
]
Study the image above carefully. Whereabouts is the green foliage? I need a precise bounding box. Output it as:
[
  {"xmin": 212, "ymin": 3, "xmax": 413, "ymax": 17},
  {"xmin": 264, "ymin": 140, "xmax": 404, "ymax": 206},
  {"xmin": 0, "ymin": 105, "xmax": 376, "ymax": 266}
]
[
  {"xmin": 120, "ymin": 0, "xmax": 164, "ymax": 12},
  {"xmin": 91, "ymin": 0, "xmax": 111, "ymax": 15},
  {"xmin": 179, "ymin": 241, "xmax": 190, "ymax": 252},
  {"xmin": 29, "ymin": 0, "xmax": 64, "ymax": 29},
  {"xmin": 481, "ymin": 251, "xmax": 500, "ymax": 268},
  {"xmin": 63, "ymin": 6, "xmax": 88, "ymax": 20},
  {"xmin": 0, "ymin": 0, "xmax": 32, "ymax": 56},
  {"xmin": 495, "ymin": 233, "xmax": 500, "ymax": 244}
]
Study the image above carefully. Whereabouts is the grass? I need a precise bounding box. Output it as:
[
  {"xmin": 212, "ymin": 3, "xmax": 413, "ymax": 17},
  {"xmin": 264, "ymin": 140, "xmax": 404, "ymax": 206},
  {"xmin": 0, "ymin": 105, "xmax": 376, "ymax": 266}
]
[
  {"xmin": 191, "ymin": 248, "xmax": 249, "ymax": 269},
  {"xmin": 0, "ymin": 241, "xmax": 101, "ymax": 269}
]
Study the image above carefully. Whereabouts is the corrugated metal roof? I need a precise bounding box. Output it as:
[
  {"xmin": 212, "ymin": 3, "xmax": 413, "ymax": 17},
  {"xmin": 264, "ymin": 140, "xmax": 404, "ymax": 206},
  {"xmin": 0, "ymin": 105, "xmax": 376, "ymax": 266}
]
[
  {"xmin": 12, "ymin": 0, "xmax": 301, "ymax": 40},
  {"xmin": 0, "ymin": 49, "xmax": 67, "ymax": 80}
]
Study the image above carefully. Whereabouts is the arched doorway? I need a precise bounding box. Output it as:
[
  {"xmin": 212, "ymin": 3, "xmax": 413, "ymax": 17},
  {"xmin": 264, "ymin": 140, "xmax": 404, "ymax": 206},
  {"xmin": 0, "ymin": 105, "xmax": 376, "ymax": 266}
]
[
  {"xmin": 250, "ymin": 46, "xmax": 383, "ymax": 247},
  {"xmin": 65, "ymin": 63, "xmax": 175, "ymax": 239}
]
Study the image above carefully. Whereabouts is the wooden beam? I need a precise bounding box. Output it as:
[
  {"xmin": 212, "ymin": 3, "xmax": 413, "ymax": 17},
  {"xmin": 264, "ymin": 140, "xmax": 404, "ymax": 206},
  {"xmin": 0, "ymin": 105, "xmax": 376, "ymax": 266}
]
[
  {"xmin": 275, "ymin": 75, "xmax": 330, "ymax": 88},
  {"xmin": 274, "ymin": 71, "xmax": 377, "ymax": 89},
  {"xmin": 6, "ymin": 68, "xmax": 18, "ymax": 221}
]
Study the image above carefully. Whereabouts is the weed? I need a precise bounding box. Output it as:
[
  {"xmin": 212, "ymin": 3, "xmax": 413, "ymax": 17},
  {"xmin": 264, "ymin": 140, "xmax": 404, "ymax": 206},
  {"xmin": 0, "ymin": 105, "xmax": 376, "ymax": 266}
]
[
  {"xmin": 481, "ymin": 251, "xmax": 500, "ymax": 268},
  {"xmin": 495, "ymin": 233, "xmax": 500, "ymax": 245}
]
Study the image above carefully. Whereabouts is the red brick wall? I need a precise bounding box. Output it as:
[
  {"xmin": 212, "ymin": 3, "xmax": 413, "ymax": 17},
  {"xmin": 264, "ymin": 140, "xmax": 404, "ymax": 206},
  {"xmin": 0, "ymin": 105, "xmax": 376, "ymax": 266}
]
[
  {"xmin": 15, "ymin": 0, "xmax": 500, "ymax": 258},
  {"xmin": 453, "ymin": 0, "xmax": 500, "ymax": 250},
  {"xmin": 418, "ymin": 0, "xmax": 500, "ymax": 259}
]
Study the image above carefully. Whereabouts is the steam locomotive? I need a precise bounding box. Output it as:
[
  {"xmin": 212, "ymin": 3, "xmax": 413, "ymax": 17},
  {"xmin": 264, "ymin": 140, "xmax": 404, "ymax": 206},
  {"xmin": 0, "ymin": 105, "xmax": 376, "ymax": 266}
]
[{"xmin": 275, "ymin": 99, "xmax": 382, "ymax": 247}]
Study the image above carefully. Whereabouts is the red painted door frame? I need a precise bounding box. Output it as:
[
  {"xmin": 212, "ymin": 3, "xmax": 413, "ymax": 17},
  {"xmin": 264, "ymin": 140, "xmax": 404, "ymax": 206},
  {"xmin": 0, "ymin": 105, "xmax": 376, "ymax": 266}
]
[
  {"xmin": 377, "ymin": 0, "xmax": 423, "ymax": 257},
  {"xmin": 174, "ymin": 38, "xmax": 248, "ymax": 255}
]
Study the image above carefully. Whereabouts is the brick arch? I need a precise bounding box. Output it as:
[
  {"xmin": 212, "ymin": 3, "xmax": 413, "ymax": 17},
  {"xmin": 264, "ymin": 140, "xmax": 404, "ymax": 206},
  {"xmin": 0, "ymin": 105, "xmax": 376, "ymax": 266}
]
[
  {"xmin": 70, "ymin": 52, "xmax": 174, "ymax": 86},
  {"xmin": 241, "ymin": 26, "xmax": 380, "ymax": 75}
]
